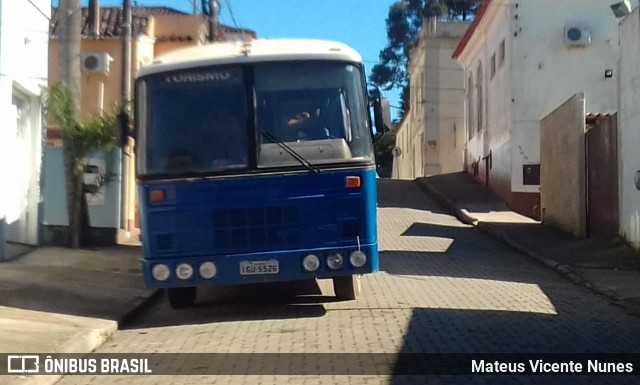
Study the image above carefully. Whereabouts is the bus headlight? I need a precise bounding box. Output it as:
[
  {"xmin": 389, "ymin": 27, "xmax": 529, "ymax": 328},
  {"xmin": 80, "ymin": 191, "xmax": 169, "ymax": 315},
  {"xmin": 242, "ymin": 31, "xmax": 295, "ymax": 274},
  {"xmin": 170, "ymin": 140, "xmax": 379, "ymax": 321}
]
[
  {"xmin": 175, "ymin": 263, "xmax": 194, "ymax": 280},
  {"xmin": 199, "ymin": 261, "xmax": 217, "ymax": 279},
  {"xmin": 152, "ymin": 264, "xmax": 170, "ymax": 281},
  {"xmin": 302, "ymin": 254, "xmax": 320, "ymax": 272},
  {"xmin": 349, "ymin": 250, "xmax": 367, "ymax": 268},
  {"xmin": 326, "ymin": 253, "xmax": 344, "ymax": 270}
]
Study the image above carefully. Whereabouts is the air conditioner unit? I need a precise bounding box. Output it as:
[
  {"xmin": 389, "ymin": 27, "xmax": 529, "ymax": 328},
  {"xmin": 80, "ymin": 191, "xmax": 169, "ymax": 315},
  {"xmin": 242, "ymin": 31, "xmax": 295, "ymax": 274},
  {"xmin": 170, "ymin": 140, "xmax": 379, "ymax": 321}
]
[
  {"xmin": 81, "ymin": 52, "xmax": 112, "ymax": 73},
  {"xmin": 564, "ymin": 26, "xmax": 591, "ymax": 47}
]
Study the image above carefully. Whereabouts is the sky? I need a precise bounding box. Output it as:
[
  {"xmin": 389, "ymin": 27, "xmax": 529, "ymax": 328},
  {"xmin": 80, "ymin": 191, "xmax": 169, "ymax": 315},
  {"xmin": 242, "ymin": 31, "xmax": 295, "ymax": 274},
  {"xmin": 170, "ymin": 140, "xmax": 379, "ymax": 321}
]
[{"xmin": 55, "ymin": 0, "xmax": 402, "ymax": 117}]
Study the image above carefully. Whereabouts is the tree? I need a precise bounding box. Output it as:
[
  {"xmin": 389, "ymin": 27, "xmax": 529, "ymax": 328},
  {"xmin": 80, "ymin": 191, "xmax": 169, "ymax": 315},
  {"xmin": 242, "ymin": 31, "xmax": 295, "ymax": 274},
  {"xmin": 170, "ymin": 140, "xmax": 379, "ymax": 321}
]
[
  {"xmin": 443, "ymin": 0, "xmax": 481, "ymax": 20},
  {"xmin": 57, "ymin": 0, "xmax": 83, "ymax": 248},
  {"xmin": 43, "ymin": 83, "xmax": 122, "ymax": 248},
  {"xmin": 370, "ymin": 0, "xmax": 481, "ymax": 119}
]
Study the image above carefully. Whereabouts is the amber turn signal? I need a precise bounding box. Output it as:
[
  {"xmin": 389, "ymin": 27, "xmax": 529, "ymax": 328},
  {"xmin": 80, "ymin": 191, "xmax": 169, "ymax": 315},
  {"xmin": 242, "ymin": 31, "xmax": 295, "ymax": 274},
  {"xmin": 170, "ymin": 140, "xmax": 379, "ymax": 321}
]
[
  {"xmin": 149, "ymin": 189, "xmax": 165, "ymax": 202},
  {"xmin": 346, "ymin": 176, "xmax": 361, "ymax": 189}
]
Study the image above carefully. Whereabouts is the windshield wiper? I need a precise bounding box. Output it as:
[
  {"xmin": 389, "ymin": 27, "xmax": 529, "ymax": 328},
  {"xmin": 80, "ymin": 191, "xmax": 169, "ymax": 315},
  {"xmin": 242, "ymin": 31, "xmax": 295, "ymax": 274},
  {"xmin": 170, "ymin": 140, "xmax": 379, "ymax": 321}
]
[{"xmin": 261, "ymin": 131, "xmax": 321, "ymax": 174}]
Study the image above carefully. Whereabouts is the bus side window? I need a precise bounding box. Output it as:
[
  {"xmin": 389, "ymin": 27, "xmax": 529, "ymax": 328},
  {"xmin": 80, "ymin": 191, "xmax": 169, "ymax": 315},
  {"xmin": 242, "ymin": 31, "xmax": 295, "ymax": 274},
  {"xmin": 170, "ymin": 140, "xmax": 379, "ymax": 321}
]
[{"xmin": 340, "ymin": 91, "xmax": 352, "ymax": 143}]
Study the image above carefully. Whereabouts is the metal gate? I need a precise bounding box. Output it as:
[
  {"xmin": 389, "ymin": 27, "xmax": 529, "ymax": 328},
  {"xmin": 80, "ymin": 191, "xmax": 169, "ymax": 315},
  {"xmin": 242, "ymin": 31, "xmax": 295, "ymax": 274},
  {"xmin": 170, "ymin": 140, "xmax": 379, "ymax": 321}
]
[{"xmin": 585, "ymin": 114, "xmax": 619, "ymax": 238}]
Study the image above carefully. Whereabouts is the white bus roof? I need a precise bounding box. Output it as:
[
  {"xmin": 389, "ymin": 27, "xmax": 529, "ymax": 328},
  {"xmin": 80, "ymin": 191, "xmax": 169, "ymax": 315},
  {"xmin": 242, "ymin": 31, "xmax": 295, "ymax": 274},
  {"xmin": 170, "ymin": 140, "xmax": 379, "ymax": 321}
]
[{"xmin": 137, "ymin": 39, "xmax": 363, "ymax": 77}]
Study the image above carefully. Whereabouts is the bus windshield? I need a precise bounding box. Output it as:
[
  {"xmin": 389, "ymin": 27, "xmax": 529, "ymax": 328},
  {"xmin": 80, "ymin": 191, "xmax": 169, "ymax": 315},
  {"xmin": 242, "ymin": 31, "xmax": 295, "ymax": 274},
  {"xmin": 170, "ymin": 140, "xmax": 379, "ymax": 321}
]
[
  {"xmin": 137, "ymin": 61, "xmax": 373, "ymax": 177},
  {"xmin": 255, "ymin": 62, "xmax": 373, "ymax": 168},
  {"xmin": 138, "ymin": 67, "xmax": 249, "ymax": 176}
]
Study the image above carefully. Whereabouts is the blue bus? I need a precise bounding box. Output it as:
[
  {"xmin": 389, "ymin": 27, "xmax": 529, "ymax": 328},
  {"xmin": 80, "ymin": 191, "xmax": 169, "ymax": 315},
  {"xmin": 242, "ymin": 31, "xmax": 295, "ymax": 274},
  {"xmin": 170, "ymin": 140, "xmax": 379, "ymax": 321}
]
[{"xmin": 134, "ymin": 39, "xmax": 382, "ymax": 309}]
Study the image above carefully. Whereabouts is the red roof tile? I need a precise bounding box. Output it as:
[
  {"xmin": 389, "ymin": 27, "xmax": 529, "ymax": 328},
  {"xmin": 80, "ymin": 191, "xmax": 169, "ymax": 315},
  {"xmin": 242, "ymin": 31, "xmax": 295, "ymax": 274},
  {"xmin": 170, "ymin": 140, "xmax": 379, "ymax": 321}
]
[
  {"xmin": 50, "ymin": 6, "xmax": 255, "ymax": 40},
  {"xmin": 452, "ymin": 0, "xmax": 493, "ymax": 59}
]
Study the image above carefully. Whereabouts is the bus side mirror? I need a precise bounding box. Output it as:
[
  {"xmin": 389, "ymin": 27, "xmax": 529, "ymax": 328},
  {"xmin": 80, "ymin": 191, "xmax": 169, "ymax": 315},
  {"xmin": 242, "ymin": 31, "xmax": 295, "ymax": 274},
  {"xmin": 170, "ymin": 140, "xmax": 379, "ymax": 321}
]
[
  {"xmin": 117, "ymin": 107, "xmax": 134, "ymax": 148},
  {"xmin": 372, "ymin": 97, "xmax": 391, "ymax": 139}
]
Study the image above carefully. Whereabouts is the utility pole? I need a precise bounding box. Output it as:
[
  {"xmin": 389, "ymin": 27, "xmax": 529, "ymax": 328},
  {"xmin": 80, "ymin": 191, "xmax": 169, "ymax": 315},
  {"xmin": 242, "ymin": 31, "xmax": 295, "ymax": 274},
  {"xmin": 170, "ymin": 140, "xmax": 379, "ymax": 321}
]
[
  {"xmin": 58, "ymin": 0, "xmax": 83, "ymax": 248},
  {"xmin": 122, "ymin": 0, "xmax": 132, "ymax": 102},
  {"xmin": 121, "ymin": 0, "xmax": 133, "ymax": 231},
  {"xmin": 58, "ymin": 0, "xmax": 81, "ymax": 106},
  {"xmin": 207, "ymin": 0, "xmax": 219, "ymax": 42}
]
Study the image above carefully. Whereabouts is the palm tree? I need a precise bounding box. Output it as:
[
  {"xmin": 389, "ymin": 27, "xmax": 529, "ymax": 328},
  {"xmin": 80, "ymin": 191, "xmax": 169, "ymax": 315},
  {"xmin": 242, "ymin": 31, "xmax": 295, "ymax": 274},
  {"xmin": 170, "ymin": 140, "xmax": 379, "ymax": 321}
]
[{"xmin": 43, "ymin": 82, "xmax": 121, "ymax": 248}]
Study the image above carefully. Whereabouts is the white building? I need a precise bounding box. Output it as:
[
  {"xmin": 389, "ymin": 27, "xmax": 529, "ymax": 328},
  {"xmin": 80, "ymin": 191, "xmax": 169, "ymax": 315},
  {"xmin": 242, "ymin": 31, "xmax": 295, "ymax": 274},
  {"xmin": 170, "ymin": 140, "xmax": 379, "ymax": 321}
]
[
  {"xmin": 0, "ymin": 0, "xmax": 50, "ymax": 259},
  {"xmin": 618, "ymin": 5, "xmax": 640, "ymax": 248},
  {"xmin": 392, "ymin": 115, "xmax": 412, "ymax": 179},
  {"xmin": 453, "ymin": 0, "xmax": 621, "ymax": 219},
  {"xmin": 393, "ymin": 19, "xmax": 469, "ymax": 180}
]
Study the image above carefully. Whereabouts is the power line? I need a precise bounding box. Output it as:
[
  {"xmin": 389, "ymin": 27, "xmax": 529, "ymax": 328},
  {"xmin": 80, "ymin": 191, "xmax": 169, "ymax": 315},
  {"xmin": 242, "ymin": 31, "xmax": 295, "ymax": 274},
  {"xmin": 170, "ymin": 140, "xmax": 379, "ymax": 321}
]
[
  {"xmin": 221, "ymin": 0, "xmax": 240, "ymax": 29},
  {"xmin": 26, "ymin": 0, "xmax": 51, "ymax": 20}
]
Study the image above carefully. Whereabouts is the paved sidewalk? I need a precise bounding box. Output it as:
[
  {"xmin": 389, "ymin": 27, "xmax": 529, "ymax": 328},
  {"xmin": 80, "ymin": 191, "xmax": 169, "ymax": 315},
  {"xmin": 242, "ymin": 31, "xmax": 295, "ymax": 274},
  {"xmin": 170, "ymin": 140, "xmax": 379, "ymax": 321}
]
[
  {"xmin": 0, "ymin": 246, "xmax": 157, "ymax": 385},
  {"xmin": 417, "ymin": 172, "xmax": 640, "ymax": 316}
]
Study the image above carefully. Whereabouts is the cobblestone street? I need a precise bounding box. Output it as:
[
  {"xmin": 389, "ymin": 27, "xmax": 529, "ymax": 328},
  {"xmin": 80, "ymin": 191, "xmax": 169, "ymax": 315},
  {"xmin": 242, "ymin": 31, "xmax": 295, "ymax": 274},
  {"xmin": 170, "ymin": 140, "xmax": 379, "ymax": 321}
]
[{"xmin": 55, "ymin": 179, "xmax": 640, "ymax": 385}]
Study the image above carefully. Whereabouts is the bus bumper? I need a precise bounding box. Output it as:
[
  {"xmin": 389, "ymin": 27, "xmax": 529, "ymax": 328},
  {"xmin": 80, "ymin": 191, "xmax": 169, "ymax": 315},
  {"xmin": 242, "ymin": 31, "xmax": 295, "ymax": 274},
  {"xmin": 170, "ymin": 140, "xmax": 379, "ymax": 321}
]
[{"xmin": 142, "ymin": 243, "xmax": 378, "ymax": 288}]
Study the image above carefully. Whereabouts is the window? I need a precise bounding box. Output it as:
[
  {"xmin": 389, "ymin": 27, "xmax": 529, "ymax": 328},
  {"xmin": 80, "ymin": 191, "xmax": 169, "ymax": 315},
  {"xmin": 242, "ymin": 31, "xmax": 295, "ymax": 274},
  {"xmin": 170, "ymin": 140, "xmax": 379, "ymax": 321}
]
[
  {"xmin": 499, "ymin": 39, "xmax": 505, "ymax": 67},
  {"xmin": 467, "ymin": 75, "xmax": 474, "ymax": 139},
  {"xmin": 476, "ymin": 63, "xmax": 483, "ymax": 131}
]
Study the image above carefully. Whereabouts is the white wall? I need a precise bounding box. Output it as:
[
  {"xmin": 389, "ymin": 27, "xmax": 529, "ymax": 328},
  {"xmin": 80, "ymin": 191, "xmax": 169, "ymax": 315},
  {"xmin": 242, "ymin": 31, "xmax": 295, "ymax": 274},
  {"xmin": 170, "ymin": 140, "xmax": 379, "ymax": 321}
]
[
  {"xmin": 392, "ymin": 117, "xmax": 412, "ymax": 180},
  {"xmin": 510, "ymin": 0, "xmax": 619, "ymax": 193},
  {"xmin": 458, "ymin": 1, "xmax": 512, "ymax": 190},
  {"xmin": 0, "ymin": 0, "xmax": 49, "ymax": 258},
  {"xmin": 405, "ymin": 20, "xmax": 468, "ymax": 177},
  {"xmin": 42, "ymin": 147, "xmax": 122, "ymax": 230},
  {"xmin": 407, "ymin": 32, "xmax": 426, "ymax": 179},
  {"xmin": 424, "ymin": 24, "xmax": 468, "ymax": 175},
  {"xmin": 458, "ymin": 0, "xmax": 621, "ymax": 196},
  {"xmin": 619, "ymin": 8, "xmax": 640, "ymax": 249}
]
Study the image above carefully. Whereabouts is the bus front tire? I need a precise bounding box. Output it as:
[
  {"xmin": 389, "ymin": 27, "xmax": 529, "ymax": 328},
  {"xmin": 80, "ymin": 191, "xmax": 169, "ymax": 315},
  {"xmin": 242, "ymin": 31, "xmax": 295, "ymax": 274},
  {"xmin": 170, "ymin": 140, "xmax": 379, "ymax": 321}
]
[
  {"xmin": 167, "ymin": 287, "xmax": 196, "ymax": 309},
  {"xmin": 333, "ymin": 275, "xmax": 362, "ymax": 300}
]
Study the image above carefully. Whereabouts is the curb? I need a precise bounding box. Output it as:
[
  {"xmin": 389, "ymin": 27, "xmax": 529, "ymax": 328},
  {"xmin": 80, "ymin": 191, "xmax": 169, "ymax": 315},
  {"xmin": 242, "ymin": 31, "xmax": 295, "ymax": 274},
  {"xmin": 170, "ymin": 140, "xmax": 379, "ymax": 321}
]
[
  {"xmin": 415, "ymin": 178, "xmax": 476, "ymax": 225},
  {"xmin": 6, "ymin": 290, "xmax": 162, "ymax": 385},
  {"xmin": 118, "ymin": 289, "xmax": 163, "ymax": 327},
  {"xmin": 415, "ymin": 178, "xmax": 638, "ymax": 317}
]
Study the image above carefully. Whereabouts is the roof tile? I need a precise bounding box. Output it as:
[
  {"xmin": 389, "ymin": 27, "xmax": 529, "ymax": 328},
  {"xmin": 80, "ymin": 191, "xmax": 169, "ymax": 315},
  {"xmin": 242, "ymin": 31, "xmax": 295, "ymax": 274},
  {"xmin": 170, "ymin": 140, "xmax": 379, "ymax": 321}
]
[{"xmin": 50, "ymin": 6, "xmax": 254, "ymax": 40}]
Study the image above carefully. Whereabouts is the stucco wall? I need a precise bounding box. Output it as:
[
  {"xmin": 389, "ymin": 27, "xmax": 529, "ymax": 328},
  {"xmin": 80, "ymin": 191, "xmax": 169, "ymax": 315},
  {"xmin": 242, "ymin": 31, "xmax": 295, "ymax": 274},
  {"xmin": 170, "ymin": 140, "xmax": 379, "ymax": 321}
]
[
  {"xmin": 424, "ymin": 36, "xmax": 466, "ymax": 175},
  {"xmin": 407, "ymin": 32, "xmax": 426, "ymax": 179},
  {"xmin": 456, "ymin": 0, "xmax": 622, "ymax": 219},
  {"xmin": 458, "ymin": 1, "xmax": 512, "ymax": 191},
  {"xmin": 151, "ymin": 14, "xmax": 206, "ymax": 43},
  {"xmin": 510, "ymin": 0, "xmax": 619, "ymax": 195},
  {"xmin": 406, "ymin": 20, "xmax": 468, "ymax": 177},
  {"xmin": 49, "ymin": 39, "xmax": 124, "ymax": 119},
  {"xmin": 540, "ymin": 93, "xmax": 586, "ymax": 238},
  {"xmin": 42, "ymin": 147, "xmax": 121, "ymax": 228},
  {"xmin": 619, "ymin": 8, "xmax": 640, "ymax": 249},
  {"xmin": 47, "ymin": 39, "xmax": 125, "ymax": 239},
  {"xmin": 392, "ymin": 117, "xmax": 412, "ymax": 180}
]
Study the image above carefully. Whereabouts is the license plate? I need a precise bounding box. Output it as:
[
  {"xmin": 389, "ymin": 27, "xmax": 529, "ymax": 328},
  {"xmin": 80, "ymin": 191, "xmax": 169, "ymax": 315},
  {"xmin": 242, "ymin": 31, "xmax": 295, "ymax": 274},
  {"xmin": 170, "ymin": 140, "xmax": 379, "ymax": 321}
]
[{"xmin": 239, "ymin": 260, "xmax": 279, "ymax": 275}]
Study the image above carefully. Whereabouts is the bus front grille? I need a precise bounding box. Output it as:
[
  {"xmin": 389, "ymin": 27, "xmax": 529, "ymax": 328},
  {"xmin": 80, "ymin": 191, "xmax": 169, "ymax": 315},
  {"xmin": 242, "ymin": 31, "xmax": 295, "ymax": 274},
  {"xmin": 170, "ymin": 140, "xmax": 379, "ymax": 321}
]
[
  {"xmin": 156, "ymin": 233, "xmax": 174, "ymax": 250},
  {"xmin": 212, "ymin": 206, "xmax": 302, "ymax": 249}
]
